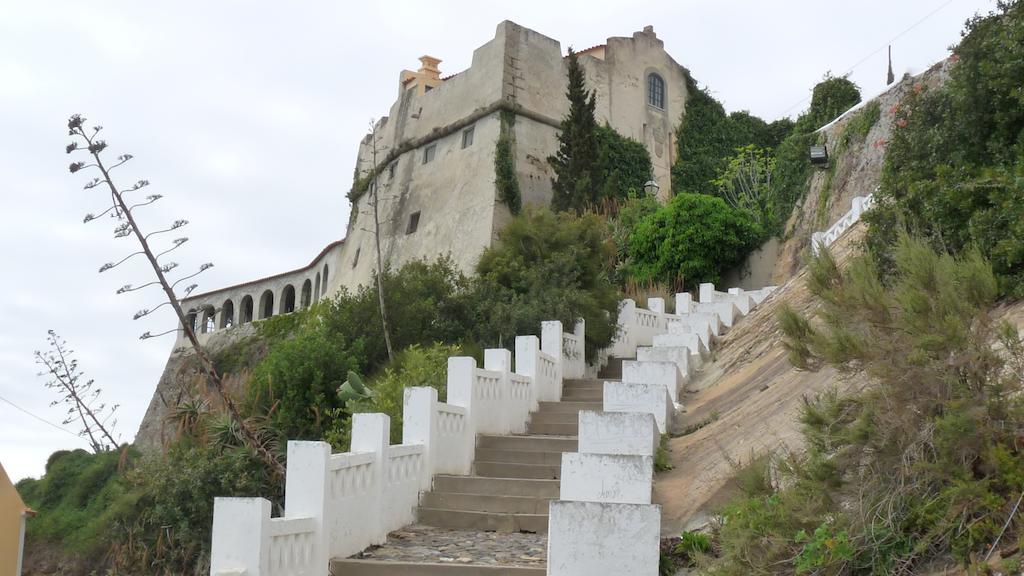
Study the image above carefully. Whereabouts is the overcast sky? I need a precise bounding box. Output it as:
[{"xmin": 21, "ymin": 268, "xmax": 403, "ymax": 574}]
[{"xmin": 0, "ymin": 0, "xmax": 995, "ymax": 482}]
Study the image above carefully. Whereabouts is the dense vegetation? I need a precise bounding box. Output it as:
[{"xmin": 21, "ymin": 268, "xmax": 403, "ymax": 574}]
[
  {"xmin": 701, "ymin": 236, "xmax": 1024, "ymax": 575},
  {"xmin": 20, "ymin": 204, "xmax": 621, "ymax": 575},
  {"xmin": 549, "ymin": 49, "xmax": 652, "ymax": 213},
  {"xmin": 625, "ymin": 193, "xmax": 762, "ymax": 286},
  {"xmin": 866, "ymin": 0, "xmax": 1024, "ymax": 296}
]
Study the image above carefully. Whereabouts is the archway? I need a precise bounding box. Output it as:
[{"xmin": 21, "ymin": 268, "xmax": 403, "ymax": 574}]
[
  {"xmin": 259, "ymin": 290, "xmax": 275, "ymax": 319},
  {"xmin": 240, "ymin": 295, "xmax": 254, "ymax": 324},
  {"xmin": 314, "ymin": 272, "xmax": 321, "ymax": 302},
  {"xmin": 220, "ymin": 299, "xmax": 235, "ymax": 329},
  {"xmin": 300, "ymin": 279, "xmax": 312, "ymax": 308},
  {"xmin": 280, "ymin": 285, "xmax": 296, "ymax": 314}
]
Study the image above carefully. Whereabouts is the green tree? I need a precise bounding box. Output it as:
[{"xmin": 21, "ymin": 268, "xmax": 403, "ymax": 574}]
[
  {"xmin": 549, "ymin": 48, "xmax": 601, "ymax": 213},
  {"xmin": 472, "ymin": 207, "xmax": 620, "ymax": 357},
  {"xmin": 713, "ymin": 145, "xmax": 778, "ymax": 231},
  {"xmin": 672, "ymin": 81, "xmax": 734, "ymax": 196},
  {"xmin": 866, "ymin": 1, "xmax": 1024, "ymax": 295},
  {"xmin": 806, "ymin": 73, "xmax": 861, "ymax": 128},
  {"xmin": 626, "ymin": 193, "xmax": 762, "ymax": 286}
]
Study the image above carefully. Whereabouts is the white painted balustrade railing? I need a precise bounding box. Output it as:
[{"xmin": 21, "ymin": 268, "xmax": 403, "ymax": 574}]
[
  {"xmin": 211, "ymin": 284, "xmax": 783, "ymax": 576},
  {"xmin": 811, "ymin": 193, "xmax": 876, "ymax": 255},
  {"xmin": 210, "ymin": 320, "xmax": 587, "ymax": 576}
]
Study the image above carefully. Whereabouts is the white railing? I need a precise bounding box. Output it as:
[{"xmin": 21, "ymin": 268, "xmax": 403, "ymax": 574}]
[
  {"xmin": 210, "ymin": 319, "xmax": 583, "ymax": 576},
  {"xmin": 812, "ymin": 193, "xmax": 876, "ymax": 255}
]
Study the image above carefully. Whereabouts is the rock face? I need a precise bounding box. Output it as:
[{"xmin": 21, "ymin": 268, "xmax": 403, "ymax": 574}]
[
  {"xmin": 724, "ymin": 59, "xmax": 954, "ymax": 289},
  {"xmin": 654, "ymin": 224, "xmax": 872, "ymax": 534},
  {"xmin": 134, "ymin": 323, "xmax": 261, "ymax": 451}
]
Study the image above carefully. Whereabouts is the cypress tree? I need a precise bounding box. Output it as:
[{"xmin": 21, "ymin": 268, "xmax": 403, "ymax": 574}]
[{"xmin": 548, "ymin": 48, "xmax": 600, "ymax": 213}]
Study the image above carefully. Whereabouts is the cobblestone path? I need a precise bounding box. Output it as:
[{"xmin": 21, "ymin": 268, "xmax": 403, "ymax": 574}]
[{"xmin": 352, "ymin": 524, "xmax": 547, "ymax": 567}]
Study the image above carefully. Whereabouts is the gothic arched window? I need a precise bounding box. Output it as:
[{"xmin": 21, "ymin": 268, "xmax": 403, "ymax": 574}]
[{"xmin": 647, "ymin": 73, "xmax": 665, "ymax": 109}]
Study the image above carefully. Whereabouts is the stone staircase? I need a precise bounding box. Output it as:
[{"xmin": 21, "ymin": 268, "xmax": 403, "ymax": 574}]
[{"xmin": 331, "ymin": 359, "xmax": 627, "ymax": 574}]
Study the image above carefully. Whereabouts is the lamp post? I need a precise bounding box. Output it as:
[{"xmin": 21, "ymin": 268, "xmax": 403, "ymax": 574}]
[{"xmin": 643, "ymin": 179, "xmax": 660, "ymax": 197}]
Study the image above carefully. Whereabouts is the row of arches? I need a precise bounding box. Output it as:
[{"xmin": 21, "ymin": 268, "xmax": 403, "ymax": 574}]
[{"xmin": 186, "ymin": 263, "xmax": 330, "ymax": 335}]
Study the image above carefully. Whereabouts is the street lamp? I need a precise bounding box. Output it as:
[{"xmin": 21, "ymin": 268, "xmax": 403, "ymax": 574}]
[{"xmin": 643, "ymin": 179, "xmax": 660, "ymax": 196}]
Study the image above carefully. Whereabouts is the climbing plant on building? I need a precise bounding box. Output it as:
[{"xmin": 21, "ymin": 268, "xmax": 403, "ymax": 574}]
[{"xmin": 495, "ymin": 109, "xmax": 522, "ymax": 214}]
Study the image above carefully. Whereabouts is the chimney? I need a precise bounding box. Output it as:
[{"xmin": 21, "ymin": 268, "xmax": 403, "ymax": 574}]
[{"xmin": 418, "ymin": 56, "xmax": 442, "ymax": 80}]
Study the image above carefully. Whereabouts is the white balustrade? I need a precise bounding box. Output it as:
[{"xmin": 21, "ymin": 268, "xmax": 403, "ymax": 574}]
[
  {"xmin": 812, "ymin": 194, "xmax": 876, "ymax": 255},
  {"xmin": 210, "ymin": 317, "xmax": 590, "ymax": 576}
]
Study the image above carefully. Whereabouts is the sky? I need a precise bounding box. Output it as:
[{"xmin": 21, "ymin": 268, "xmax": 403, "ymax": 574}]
[{"xmin": 0, "ymin": 0, "xmax": 997, "ymax": 482}]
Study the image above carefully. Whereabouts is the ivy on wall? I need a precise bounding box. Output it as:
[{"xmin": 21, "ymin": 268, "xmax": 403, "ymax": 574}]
[{"xmin": 495, "ymin": 109, "xmax": 522, "ymax": 214}]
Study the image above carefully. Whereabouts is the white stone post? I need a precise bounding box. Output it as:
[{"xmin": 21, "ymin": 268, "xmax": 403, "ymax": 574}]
[
  {"xmin": 699, "ymin": 283, "xmax": 716, "ymax": 303},
  {"xmin": 613, "ymin": 299, "xmax": 636, "ymax": 358},
  {"xmin": 515, "ymin": 335, "xmax": 540, "ymax": 409},
  {"xmin": 674, "ymin": 293, "xmax": 692, "ymax": 315},
  {"xmin": 542, "ymin": 320, "xmax": 564, "ymax": 398},
  {"xmin": 447, "ymin": 356, "xmax": 477, "ymax": 432},
  {"xmin": 210, "ymin": 497, "xmax": 269, "ymax": 576},
  {"xmin": 284, "ymin": 441, "xmax": 330, "ymax": 576},
  {"xmin": 403, "ymin": 386, "xmax": 438, "ymax": 488},
  {"xmin": 647, "ymin": 298, "xmax": 665, "ymax": 314},
  {"xmin": 350, "ymin": 413, "xmax": 390, "ymax": 546},
  {"xmin": 573, "ymin": 319, "xmax": 586, "ymax": 378},
  {"xmin": 484, "ymin": 348, "xmax": 513, "ymax": 434}
]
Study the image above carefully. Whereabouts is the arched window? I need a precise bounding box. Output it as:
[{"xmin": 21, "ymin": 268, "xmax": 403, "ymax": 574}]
[
  {"xmin": 300, "ymin": 280, "xmax": 312, "ymax": 308},
  {"xmin": 201, "ymin": 306, "xmax": 216, "ymax": 333},
  {"xmin": 314, "ymin": 272, "xmax": 321, "ymax": 302},
  {"xmin": 221, "ymin": 299, "xmax": 235, "ymax": 329},
  {"xmin": 259, "ymin": 290, "xmax": 275, "ymax": 320},
  {"xmin": 240, "ymin": 295, "xmax": 254, "ymax": 324},
  {"xmin": 647, "ymin": 73, "xmax": 665, "ymax": 109},
  {"xmin": 280, "ymin": 285, "xmax": 296, "ymax": 314},
  {"xmin": 185, "ymin": 310, "xmax": 199, "ymax": 334},
  {"xmin": 322, "ymin": 264, "xmax": 329, "ymax": 293}
]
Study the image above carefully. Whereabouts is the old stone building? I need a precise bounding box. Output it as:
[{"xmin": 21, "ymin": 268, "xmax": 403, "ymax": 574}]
[{"xmin": 167, "ymin": 21, "xmax": 690, "ymax": 350}]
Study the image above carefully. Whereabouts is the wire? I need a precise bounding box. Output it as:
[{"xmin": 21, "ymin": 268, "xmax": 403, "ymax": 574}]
[
  {"xmin": 775, "ymin": 0, "xmax": 959, "ymax": 118},
  {"xmin": 0, "ymin": 394, "xmax": 83, "ymax": 439}
]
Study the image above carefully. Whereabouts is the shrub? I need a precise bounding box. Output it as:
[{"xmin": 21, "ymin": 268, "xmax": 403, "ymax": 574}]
[
  {"xmin": 866, "ymin": 1, "xmax": 1024, "ymax": 295},
  {"xmin": 473, "ymin": 207, "xmax": 620, "ymax": 358},
  {"xmin": 336, "ymin": 343, "xmax": 461, "ymax": 445},
  {"xmin": 495, "ymin": 110, "xmax": 522, "ymax": 214},
  {"xmin": 806, "ymin": 73, "xmax": 861, "ymax": 129},
  {"xmin": 710, "ymin": 236, "xmax": 1024, "ymax": 574},
  {"xmin": 712, "ymin": 144, "xmax": 778, "ymax": 231},
  {"xmin": 626, "ymin": 193, "xmax": 762, "ymax": 286}
]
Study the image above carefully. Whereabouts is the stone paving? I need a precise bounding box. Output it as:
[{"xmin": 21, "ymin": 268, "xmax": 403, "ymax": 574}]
[{"xmin": 351, "ymin": 524, "xmax": 547, "ymax": 567}]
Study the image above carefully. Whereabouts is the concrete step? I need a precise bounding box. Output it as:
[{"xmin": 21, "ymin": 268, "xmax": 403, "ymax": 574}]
[
  {"xmin": 431, "ymin": 475, "xmax": 561, "ymax": 498},
  {"xmin": 525, "ymin": 422, "xmax": 579, "ymax": 436},
  {"xmin": 420, "ymin": 491, "xmax": 553, "ymax": 514},
  {"xmin": 562, "ymin": 379, "xmax": 603, "ymax": 389},
  {"xmin": 474, "ymin": 461, "xmax": 560, "ymax": 480},
  {"xmin": 559, "ymin": 391, "xmax": 602, "ymax": 402},
  {"xmin": 332, "ymin": 560, "xmax": 545, "ymax": 575},
  {"xmin": 417, "ymin": 507, "xmax": 548, "ymax": 533},
  {"xmin": 536, "ymin": 401, "xmax": 601, "ymax": 413},
  {"xmin": 477, "ymin": 435, "xmax": 577, "ymax": 453},
  {"xmin": 527, "ymin": 412, "xmax": 580, "ymax": 425},
  {"xmin": 474, "ymin": 448, "xmax": 564, "ymax": 465}
]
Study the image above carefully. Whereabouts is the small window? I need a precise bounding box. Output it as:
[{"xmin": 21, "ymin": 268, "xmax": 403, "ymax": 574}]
[
  {"xmin": 352, "ymin": 247, "xmax": 360, "ymax": 268},
  {"xmin": 423, "ymin": 144, "xmax": 436, "ymax": 164},
  {"xmin": 407, "ymin": 211, "xmax": 421, "ymax": 234},
  {"xmin": 461, "ymin": 126, "xmax": 475, "ymax": 149},
  {"xmin": 647, "ymin": 73, "xmax": 665, "ymax": 109},
  {"xmin": 424, "ymin": 85, "xmax": 433, "ymax": 92},
  {"xmin": 388, "ymin": 162, "xmax": 396, "ymax": 179}
]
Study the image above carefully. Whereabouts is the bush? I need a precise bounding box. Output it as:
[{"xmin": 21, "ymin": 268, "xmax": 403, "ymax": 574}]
[
  {"xmin": 336, "ymin": 343, "xmax": 461, "ymax": 445},
  {"xmin": 109, "ymin": 444, "xmax": 279, "ymax": 574},
  {"xmin": 709, "ymin": 236, "xmax": 1024, "ymax": 574},
  {"xmin": 473, "ymin": 207, "xmax": 620, "ymax": 358},
  {"xmin": 626, "ymin": 193, "xmax": 762, "ymax": 286},
  {"xmin": 866, "ymin": 1, "xmax": 1024, "ymax": 295},
  {"xmin": 806, "ymin": 73, "xmax": 861, "ymax": 129}
]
